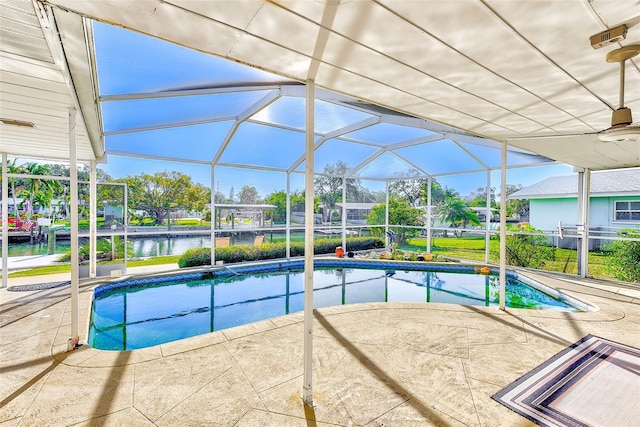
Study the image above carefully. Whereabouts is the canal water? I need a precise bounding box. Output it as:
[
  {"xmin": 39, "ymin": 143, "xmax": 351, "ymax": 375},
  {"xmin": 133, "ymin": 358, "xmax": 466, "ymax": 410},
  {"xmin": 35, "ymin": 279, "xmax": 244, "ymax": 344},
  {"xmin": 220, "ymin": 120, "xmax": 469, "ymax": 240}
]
[{"xmin": 6, "ymin": 235, "xmax": 246, "ymax": 258}]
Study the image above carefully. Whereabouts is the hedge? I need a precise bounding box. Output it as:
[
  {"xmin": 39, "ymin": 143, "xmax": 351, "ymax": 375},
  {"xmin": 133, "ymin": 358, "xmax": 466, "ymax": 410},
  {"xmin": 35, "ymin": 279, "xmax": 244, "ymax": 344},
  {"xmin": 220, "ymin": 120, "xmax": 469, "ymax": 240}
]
[{"xmin": 178, "ymin": 236, "xmax": 385, "ymax": 268}]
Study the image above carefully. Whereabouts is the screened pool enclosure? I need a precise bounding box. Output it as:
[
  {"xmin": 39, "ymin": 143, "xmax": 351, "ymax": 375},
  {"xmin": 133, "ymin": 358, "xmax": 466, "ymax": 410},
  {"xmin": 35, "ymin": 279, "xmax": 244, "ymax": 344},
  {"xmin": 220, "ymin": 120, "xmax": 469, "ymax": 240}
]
[
  {"xmin": 3, "ymin": 21, "xmax": 567, "ymax": 277},
  {"xmin": 2, "ymin": 0, "xmax": 639, "ymax": 407}
]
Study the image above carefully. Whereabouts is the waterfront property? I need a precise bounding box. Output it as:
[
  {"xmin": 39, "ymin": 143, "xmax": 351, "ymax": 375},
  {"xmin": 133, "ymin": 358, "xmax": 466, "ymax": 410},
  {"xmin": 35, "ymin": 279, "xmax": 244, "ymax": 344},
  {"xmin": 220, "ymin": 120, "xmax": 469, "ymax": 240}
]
[{"xmin": 2, "ymin": 1, "xmax": 639, "ymax": 425}]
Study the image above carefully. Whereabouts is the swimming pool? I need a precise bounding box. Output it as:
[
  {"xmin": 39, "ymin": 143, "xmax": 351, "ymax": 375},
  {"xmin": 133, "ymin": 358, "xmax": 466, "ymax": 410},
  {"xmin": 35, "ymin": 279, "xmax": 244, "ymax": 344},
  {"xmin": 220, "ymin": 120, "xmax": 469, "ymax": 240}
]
[{"xmin": 88, "ymin": 259, "xmax": 591, "ymax": 351}]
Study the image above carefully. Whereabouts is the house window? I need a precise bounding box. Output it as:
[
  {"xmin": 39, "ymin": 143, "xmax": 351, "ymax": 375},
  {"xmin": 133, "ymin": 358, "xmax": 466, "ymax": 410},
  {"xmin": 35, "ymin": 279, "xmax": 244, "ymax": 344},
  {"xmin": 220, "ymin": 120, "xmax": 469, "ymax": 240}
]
[{"xmin": 614, "ymin": 201, "xmax": 640, "ymax": 221}]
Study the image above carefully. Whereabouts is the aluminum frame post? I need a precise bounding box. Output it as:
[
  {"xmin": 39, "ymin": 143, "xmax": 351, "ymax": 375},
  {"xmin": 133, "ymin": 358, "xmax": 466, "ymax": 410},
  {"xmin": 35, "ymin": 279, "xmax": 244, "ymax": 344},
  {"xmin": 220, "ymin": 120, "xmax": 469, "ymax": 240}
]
[
  {"xmin": 286, "ymin": 172, "xmax": 291, "ymax": 259},
  {"xmin": 578, "ymin": 170, "xmax": 591, "ymax": 277},
  {"xmin": 427, "ymin": 177, "xmax": 432, "ymax": 254},
  {"xmin": 69, "ymin": 109, "xmax": 80, "ymax": 344},
  {"xmin": 302, "ymin": 80, "xmax": 315, "ymax": 406},
  {"xmin": 485, "ymin": 171, "xmax": 491, "ymax": 263},
  {"xmin": 341, "ymin": 176, "xmax": 347, "ymax": 251},
  {"xmin": 210, "ymin": 165, "xmax": 215, "ymax": 266},
  {"xmin": 499, "ymin": 142, "xmax": 507, "ymax": 311},
  {"xmin": 385, "ymin": 181, "xmax": 390, "ymax": 247},
  {"xmin": 89, "ymin": 161, "xmax": 97, "ymax": 278},
  {"xmin": 123, "ymin": 183, "xmax": 128, "ymax": 272},
  {"xmin": 2, "ymin": 153, "xmax": 8, "ymax": 289}
]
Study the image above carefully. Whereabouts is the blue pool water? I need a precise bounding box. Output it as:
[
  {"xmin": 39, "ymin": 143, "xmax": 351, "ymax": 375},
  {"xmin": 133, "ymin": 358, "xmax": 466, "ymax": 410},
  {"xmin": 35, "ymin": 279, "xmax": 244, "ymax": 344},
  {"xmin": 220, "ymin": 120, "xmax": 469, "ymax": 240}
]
[{"xmin": 88, "ymin": 260, "xmax": 586, "ymax": 351}]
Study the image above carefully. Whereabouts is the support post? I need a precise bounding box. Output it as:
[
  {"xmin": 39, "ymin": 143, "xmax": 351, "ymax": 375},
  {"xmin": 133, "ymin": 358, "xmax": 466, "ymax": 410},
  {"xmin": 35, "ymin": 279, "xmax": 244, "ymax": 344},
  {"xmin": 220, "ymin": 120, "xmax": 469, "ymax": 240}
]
[
  {"xmin": 69, "ymin": 109, "xmax": 80, "ymax": 345},
  {"xmin": 286, "ymin": 172, "xmax": 291, "ymax": 259},
  {"xmin": 578, "ymin": 170, "xmax": 591, "ymax": 277},
  {"xmin": 426, "ymin": 177, "xmax": 432, "ymax": 254},
  {"xmin": 123, "ymin": 183, "xmax": 128, "ymax": 272},
  {"xmin": 89, "ymin": 161, "xmax": 97, "ymax": 278},
  {"xmin": 2, "ymin": 153, "xmax": 8, "ymax": 289},
  {"xmin": 210, "ymin": 165, "xmax": 215, "ymax": 266},
  {"xmin": 499, "ymin": 142, "xmax": 507, "ymax": 311},
  {"xmin": 302, "ymin": 79, "xmax": 315, "ymax": 406},
  {"xmin": 341, "ymin": 176, "xmax": 347, "ymax": 251},
  {"xmin": 385, "ymin": 181, "xmax": 390, "ymax": 247},
  {"xmin": 485, "ymin": 171, "xmax": 491, "ymax": 263}
]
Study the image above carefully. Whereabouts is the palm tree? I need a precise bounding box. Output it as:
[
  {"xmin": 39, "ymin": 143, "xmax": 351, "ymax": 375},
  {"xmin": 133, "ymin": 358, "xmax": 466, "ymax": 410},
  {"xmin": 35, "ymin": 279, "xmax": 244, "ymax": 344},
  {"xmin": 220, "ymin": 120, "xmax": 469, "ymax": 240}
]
[
  {"xmin": 6, "ymin": 159, "xmax": 25, "ymax": 221},
  {"xmin": 437, "ymin": 196, "xmax": 480, "ymax": 237},
  {"xmin": 18, "ymin": 163, "xmax": 60, "ymax": 222}
]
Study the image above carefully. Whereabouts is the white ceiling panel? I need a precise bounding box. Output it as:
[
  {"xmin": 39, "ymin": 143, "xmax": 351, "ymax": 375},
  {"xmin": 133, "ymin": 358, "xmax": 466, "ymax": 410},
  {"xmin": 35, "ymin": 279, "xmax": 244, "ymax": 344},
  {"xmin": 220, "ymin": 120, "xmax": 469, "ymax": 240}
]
[
  {"xmin": 171, "ymin": 0, "xmax": 265, "ymax": 30},
  {"xmin": 228, "ymin": 32, "xmax": 312, "ymax": 80},
  {"xmin": 246, "ymin": 2, "xmax": 320, "ymax": 57}
]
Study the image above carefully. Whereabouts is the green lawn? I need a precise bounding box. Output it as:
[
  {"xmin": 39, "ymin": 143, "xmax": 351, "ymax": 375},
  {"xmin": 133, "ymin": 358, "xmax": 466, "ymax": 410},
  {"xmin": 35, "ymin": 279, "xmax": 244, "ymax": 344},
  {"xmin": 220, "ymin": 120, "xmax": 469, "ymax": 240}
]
[
  {"xmin": 405, "ymin": 235, "xmax": 614, "ymax": 280},
  {"xmin": 8, "ymin": 255, "xmax": 181, "ymax": 278}
]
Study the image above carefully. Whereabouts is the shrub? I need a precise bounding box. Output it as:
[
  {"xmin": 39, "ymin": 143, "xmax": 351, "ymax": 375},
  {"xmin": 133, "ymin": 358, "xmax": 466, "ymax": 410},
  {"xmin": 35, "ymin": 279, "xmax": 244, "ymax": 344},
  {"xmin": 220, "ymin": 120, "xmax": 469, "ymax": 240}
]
[
  {"xmin": 606, "ymin": 227, "xmax": 640, "ymax": 283},
  {"xmin": 57, "ymin": 237, "xmax": 134, "ymax": 262},
  {"xmin": 495, "ymin": 223, "xmax": 555, "ymax": 269},
  {"xmin": 178, "ymin": 236, "xmax": 384, "ymax": 268},
  {"xmin": 367, "ymin": 198, "xmax": 423, "ymax": 244}
]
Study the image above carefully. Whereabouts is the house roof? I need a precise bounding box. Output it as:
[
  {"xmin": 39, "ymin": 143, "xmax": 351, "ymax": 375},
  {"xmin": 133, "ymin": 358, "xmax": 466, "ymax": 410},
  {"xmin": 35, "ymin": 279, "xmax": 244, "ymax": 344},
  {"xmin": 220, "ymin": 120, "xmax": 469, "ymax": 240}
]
[
  {"xmin": 213, "ymin": 204, "xmax": 277, "ymax": 210},
  {"xmin": 335, "ymin": 202, "xmax": 377, "ymax": 210},
  {"xmin": 509, "ymin": 168, "xmax": 640, "ymax": 200}
]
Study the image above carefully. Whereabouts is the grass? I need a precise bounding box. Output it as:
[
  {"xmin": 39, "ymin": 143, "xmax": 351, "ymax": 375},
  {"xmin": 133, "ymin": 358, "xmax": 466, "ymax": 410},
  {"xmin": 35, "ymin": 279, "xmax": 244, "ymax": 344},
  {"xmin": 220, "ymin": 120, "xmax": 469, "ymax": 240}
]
[
  {"xmin": 128, "ymin": 255, "xmax": 180, "ymax": 267},
  {"xmin": 8, "ymin": 255, "xmax": 181, "ymax": 278},
  {"xmin": 405, "ymin": 235, "xmax": 615, "ymax": 280},
  {"xmin": 8, "ymin": 264, "xmax": 72, "ymax": 277}
]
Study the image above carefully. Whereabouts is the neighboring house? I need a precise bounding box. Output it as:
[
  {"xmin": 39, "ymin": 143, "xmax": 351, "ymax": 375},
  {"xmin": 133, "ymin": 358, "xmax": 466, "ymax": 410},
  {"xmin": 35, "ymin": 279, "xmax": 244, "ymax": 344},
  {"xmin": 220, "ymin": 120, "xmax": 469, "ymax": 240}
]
[
  {"xmin": 213, "ymin": 203, "xmax": 278, "ymax": 227},
  {"xmin": 1, "ymin": 197, "xmax": 57, "ymax": 217},
  {"xmin": 104, "ymin": 204, "xmax": 124, "ymax": 221},
  {"xmin": 468, "ymin": 207, "xmax": 499, "ymax": 223},
  {"xmin": 335, "ymin": 202, "xmax": 378, "ymax": 225},
  {"xmin": 509, "ymin": 168, "xmax": 640, "ymax": 248}
]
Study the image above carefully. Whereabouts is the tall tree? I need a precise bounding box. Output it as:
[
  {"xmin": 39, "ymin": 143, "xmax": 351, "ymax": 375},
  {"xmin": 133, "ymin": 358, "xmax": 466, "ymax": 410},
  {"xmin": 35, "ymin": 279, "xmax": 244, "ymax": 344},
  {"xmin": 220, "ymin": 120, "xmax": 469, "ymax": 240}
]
[
  {"xmin": 366, "ymin": 197, "xmax": 423, "ymax": 244},
  {"xmin": 389, "ymin": 178, "xmax": 427, "ymax": 206},
  {"xmin": 314, "ymin": 162, "xmax": 348, "ymax": 212},
  {"xmin": 314, "ymin": 161, "xmax": 374, "ymax": 219},
  {"xmin": 122, "ymin": 171, "xmax": 210, "ymax": 224},
  {"xmin": 265, "ymin": 190, "xmax": 306, "ymax": 222},
  {"xmin": 420, "ymin": 180, "xmax": 458, "ymax": 206},
  {"xmin": 237, "ymin": 185, "xmax": 260, "ymax": 204},
  {"xmin": 505, "ymin": 184, "xmax": 529, "ymax": 220},
  {"xmin": 213, "ymin": 191, "xmax": 230, "ymax": 204},
  {"xmin": 185, "ymin": 184, "xmax": 210, "ymax": 213},
  {"xmin": 468, "ymin": 186, "xmax": 497, "ymax": 208}
]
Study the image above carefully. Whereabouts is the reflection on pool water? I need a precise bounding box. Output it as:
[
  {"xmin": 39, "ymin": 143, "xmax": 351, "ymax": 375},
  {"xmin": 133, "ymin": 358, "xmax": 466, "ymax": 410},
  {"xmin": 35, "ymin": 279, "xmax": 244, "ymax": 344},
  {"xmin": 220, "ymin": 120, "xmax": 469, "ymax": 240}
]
[{"xmin": 89, "ymin": 260, "xmax": 588, "ymax": 351}]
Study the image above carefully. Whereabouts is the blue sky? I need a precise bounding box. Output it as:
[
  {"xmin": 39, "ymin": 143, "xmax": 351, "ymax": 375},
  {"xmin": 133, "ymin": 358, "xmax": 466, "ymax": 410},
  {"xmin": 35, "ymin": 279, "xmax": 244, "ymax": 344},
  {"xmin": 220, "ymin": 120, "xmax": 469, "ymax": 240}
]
[
  {"xmin": 100, "ymin": 155, "xmax": 573, "ymax": 199},
  {"xmin": 94, "ymin": 22, "xmax": 575, "ymax": 199}
]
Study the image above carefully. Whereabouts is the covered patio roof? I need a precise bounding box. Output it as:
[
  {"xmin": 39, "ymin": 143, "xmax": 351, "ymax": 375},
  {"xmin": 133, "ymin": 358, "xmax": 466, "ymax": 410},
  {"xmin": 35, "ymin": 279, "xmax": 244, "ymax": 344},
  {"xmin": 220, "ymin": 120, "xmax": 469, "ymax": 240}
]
[{"xmin": 1, "ymin": 0, "xmax": 639, "ymax": 174}]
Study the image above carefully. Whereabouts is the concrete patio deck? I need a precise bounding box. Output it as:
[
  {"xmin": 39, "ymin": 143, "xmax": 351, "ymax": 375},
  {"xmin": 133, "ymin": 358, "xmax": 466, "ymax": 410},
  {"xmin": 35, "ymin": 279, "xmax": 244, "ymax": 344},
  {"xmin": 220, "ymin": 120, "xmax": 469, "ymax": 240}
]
[{"xmin": 1, "ymin": 267, "xmax": 638, "ymax": 426}]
